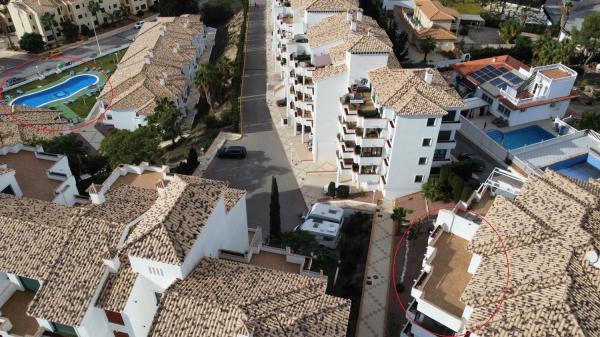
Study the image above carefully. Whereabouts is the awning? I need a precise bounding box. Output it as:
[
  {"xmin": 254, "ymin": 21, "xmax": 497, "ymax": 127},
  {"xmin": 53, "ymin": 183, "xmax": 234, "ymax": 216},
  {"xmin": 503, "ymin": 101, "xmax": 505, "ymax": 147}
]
[{"xmin": 459, "ymin": 14, "xmax": 485, "ymax": 22}]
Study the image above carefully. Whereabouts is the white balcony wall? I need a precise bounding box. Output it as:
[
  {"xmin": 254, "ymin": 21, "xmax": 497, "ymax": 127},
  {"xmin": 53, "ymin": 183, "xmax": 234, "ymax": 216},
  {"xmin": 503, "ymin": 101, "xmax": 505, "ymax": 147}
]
[
  {"xmin": 346, "ymin": 53, "xmax": 389, "ymax": 85},
  {"xmin": 416, "ymin": 299, "xmax": 464, "ymax": 332},
  {"xmin": 313, "ymin": 72, "xmax": 347, "ymax": 162},
  {"xmin": 436, "ymin": 210, "xmax": 480, "ymax": 241}
]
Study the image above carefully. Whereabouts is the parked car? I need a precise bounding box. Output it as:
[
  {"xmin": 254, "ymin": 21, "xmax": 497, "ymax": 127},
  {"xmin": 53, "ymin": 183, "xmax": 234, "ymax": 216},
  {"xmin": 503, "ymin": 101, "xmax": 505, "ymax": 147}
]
[
  {"xmin": 276, "ymin": 98, "xmax": 286, "ymax": 107},
  {"xmin": 48, "ymin": 49, "xmax": 62, "ymax": 56},
  {"xmin": 6, "ymin": 77, "xmax": 25, "ymax": 86},
  {"xmin": 458, "ymin": 153, "xmax": 485, "ymax": 172},
  {"xmin": 133, "ymin": 21, "xmax": 145, "ymax": 29},
  {"xmin": 216, "ymin": 146, "xmax": 247, "ymax": 159}
]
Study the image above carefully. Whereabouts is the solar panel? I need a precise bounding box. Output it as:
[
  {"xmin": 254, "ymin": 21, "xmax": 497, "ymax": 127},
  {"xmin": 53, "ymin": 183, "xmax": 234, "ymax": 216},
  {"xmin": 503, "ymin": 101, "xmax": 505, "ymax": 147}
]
[
  {"xmin": 490, "ymin": 78, "xmax": 505, "ymax": 86},
  {"xmin": 511, "ymin": 77, "xmax": 524, "ymax": 85}
]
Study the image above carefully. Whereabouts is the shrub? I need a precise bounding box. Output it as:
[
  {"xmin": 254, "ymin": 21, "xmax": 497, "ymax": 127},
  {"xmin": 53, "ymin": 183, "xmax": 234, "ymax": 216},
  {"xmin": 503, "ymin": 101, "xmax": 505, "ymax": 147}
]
[
  {"xmin": 448, "ymin": 173, "xmax": 464, "ymax": 202},
  {"xmin": 200, "ymin": 0, "xmax": 244, "ymax": 27},
  {"xmin": 422, "ymin": 177, "xmax": 445, "ymax": 201},
  {"xmin": 460, "ymin": 186, "xmax": 474, "ymax": 202},
  {"xmin": 80, "ymin": 24, "xmax": 91, "ymax": 37},
  {"xmin": 19, "ymin": 32, "xmax": 45, "ymax": 53},
  {"xmin": 136, "ymin": 10, "xmax": 144, "ymax": 17},
  {"xmin": 327, "ymin": 181, "xmax": 336, "ymax": 197},
  {"xmin": 336, "ymin": 185, "xmax": 350, "ymax": 199},
  {"xmin": 391, "ymin": 207, "xmax": 407, "ymax": 225},
  {"xmin": 204, "ymin": 115, "xmax": 222, "ymax": 129}
]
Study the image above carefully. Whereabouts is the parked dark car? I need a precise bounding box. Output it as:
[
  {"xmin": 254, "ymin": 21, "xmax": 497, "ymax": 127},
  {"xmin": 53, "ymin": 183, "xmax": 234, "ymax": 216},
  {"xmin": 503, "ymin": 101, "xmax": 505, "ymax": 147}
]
[
  {"xmin": 217, "ymin": 146, "xmax": 247, "ymax": 159},
  {"xmin": 6, "ymin": 77, "xmax": 25, "ymax": 86},
  {"xmin": 458, "ymin": 153, "xmax": 485, "ymax": 172},
  {"xmin": 276, "ymin": 98, "xmax": 287, "ymax": 107}
]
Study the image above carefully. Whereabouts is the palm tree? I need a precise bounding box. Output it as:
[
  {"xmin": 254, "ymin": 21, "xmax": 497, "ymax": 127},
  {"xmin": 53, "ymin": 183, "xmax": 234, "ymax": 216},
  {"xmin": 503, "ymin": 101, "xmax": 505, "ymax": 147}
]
[
  {"xmin": 87, "ymin": 0, "xmax": 101, "ymax": 27},
  {"xmin": 499, "ymin": 20, "xmax": 521, "ymax": 43},
  {"xmin": 149, "ymin": 97, "xmax": 181, "ymax": 145},
  {"xmin": 419, "ymin": 36, "xmax": 436, "ymax": 63},
  {"xmin": 40, "ymin": 12, "xmax": 58, "ymax": 46},
  {"xmin": 194, "ymin": 63, "xmax": 218, "ymax": 110},
  {"xmin": 214, "ymin": 58, "xmax": 233, "ymax": 104}
]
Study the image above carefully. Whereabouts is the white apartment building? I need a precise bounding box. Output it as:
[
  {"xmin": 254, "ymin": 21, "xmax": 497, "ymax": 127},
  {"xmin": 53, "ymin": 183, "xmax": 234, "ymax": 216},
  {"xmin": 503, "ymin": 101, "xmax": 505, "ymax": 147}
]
[
  {"xmin": 7, "ymin": 0, "xmax": 125, "ymax": 46},
  {"xmin": 403, "ymin": 170, "xmax": 600, "ymax": 337},
  {"xmin": 271, "ymin": 2, "xmax": 464, "ymax": 198},
  {"xmin": 452, "ymin": 55, "xmax": 578, "ymax": 127},
  {"xmin": 98, "ymin": 15, "xmax": 206, "ymax": 130},
  {"xmin": 0, "ymin": 163, "xmax": 351, "ymax": 337}
]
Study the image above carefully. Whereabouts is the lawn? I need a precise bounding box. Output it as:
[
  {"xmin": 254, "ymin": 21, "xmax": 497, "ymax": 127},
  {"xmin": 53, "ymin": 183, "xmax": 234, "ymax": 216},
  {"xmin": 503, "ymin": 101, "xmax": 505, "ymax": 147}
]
[
  {"xmin": 2, "ymin": 49, "xmax": 127, "ymax": 119},
  {"xmin": 445, "ymin": 0, "xmax": 484, "ymax": 14}
]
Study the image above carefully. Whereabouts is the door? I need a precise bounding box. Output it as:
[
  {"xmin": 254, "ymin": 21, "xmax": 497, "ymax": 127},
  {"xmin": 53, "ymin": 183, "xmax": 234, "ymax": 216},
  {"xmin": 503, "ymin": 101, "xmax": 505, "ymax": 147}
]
[{"xmin": 18, "ymin": 276, "xmax": 40, "ymax": 292}]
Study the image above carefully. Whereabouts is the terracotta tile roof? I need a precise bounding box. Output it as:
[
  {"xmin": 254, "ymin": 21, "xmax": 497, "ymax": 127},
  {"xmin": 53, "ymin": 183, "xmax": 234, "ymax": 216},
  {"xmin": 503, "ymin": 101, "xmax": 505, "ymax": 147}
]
[
  {"xmin": 304, "ymin": 0, "xmax": 358, "ymax": 12},
  {"xmin": 344, "ymin": 34, "xmax": 392, "ymax": 54},
  {"xmin": 416, "ymin": 27, "xmax": 457, "ymax": 41},
  {"xmin": 18, "ymin": 0, "xmax": 63, "ymax": 14},
  {"xmin": 415, "ymin": 0, "xmax": 458, "ymax": 21},
  {"xmin": 368, "ymin": 66, "xmax": 463, "ymax": 114},
  {"xmin": 85, "ymin": 185, "xmax": 158, "ymax": 224},
  {"xmin": 148, "ymin": 258, "xmax": 350, "ymax": 337},
  {"xmin": 540, "ymin": 67, "xmax": 571, "ymax": 80},
  {"xmin": 307, "ymin": 12, "xmax": 389, "ymax": 48},
  {"xmin": 98, "ymin": 15, "xmax": 203, "ymax": 115},
  {"xmin": 461, "ymin": 170, "xmax": 600, "ymax": 336},
  {"xmin": 452, "ymin": 55, "xmax": 530, "ymax": 78},
  {"xmin": 313, "ymin": 64, "xmax": 347, "ymax": 82},
  {"xmin": 123, "ymin": 175, "xmax": 233, "ymax": 264},
  {"xmin": 224, "ymin": 187, "xmax": 245, "ymax": 212},
  {"xmin": 96, "ymin": 256, "xmax": 137, "ymax": 312},
  {"xmin": 0, "ymin": 104, "xmax": 68, "ymax": 146}
]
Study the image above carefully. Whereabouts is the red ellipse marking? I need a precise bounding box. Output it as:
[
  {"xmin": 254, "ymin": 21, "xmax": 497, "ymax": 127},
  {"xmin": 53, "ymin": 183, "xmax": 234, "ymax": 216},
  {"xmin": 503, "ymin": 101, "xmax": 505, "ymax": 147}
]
[
  {"xmin": 391, "ymin": 206, "xmax": 510, "ymax": 337},
  {"xmin": 0, "ymin": 54, "xmax": 116, "ymax": 133}
]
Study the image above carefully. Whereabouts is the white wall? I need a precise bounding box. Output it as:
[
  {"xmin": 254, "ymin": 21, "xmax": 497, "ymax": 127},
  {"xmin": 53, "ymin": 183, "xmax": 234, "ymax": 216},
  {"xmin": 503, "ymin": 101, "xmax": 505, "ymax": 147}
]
[
  {"xmin": 0, "ymin": 171, "xmax": 22, "ymax": 197},
  {"xmin": 313, "ymin": 72, "xmax": 346, "ymax": 162},
  {"xmin": 384, "ymin": 114, "xmax": 442, "ymax": 198},
  {"xmin": 76, "ymin": 271, "xmax": 113, "ymax": 337},
  {"xmin": 305, "ymin": 12, "xmax": 337, "ymax": 28},
  {"xmin": 103, "ymin": 108, "xmax": 147, "ymax": 131},
  {"xmin": 129, "ymin": 256, "xmax": 182, "ymax": 291},
  {"xmin": 123, "ymin": 275, "xmax": 161, "ymax": 337},
  {"xmin": 507, "ymin": 100, "xmax": 569, "ymax": 126},
  {"xmin": 224, "ymin": 197, "xmax": 251, "ymax": 253},
  {"xmin": 346, "ymin": 53, "xmax": 389, "ymax": 85},
  {"xmin": 436, "ymin": 210, "xmax": 480, "ymax": 242},
  {"xmin": 416, "ymin": 299, "xmax": 464, "ymax": 332}
]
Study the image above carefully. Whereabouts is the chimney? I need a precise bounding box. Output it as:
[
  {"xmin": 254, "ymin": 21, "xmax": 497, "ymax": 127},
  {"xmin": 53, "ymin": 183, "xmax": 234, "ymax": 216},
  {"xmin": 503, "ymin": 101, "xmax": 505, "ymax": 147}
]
[
  {"xmin": 350, "ymin": 20, "xmax": 357, "ymax": 32},
  {"xmin": 87, "ymin": 184, "xmax": 106, "ymax": 204},
  {"xmin": 424, "ymin": 69, "xmax": 433, "ymax": 84},
  {"xmin": 103, "ymin": 255, "xmax": 121, "ymax": 273},
  {"xmin": 356, "ymin": 8, "xmax": 363, "ymax": 22},
  {"xmin": 144, "ymin": 56, "xmax": 151, "ymax": 64},
  {"xmin": 367, "ymin": 28, "xmax": 371, "ymax": 36},
  {"xmin": 346, "ymin": 10, "xmax": 353, "ymax": 22}
]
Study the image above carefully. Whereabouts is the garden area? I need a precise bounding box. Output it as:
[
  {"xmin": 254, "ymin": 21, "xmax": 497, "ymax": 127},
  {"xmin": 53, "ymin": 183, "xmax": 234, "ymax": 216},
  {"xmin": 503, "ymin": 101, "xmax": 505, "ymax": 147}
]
[
  {"xmin": 2, "ymin": 49, "xmax": 126, "ymax": 119},
  {"xmin": 440, "ymin": 0, "xmax": 484, "ymax": 14}
]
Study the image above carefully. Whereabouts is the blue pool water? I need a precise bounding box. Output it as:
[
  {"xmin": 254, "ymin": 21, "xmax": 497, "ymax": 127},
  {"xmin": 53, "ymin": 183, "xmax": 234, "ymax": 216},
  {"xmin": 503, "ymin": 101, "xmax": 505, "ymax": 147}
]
[
  {"xmin": 546, "ymin": 154, "xmax": 600, "ymax": 181},
  {"xmin": 487, "ymin": 125, "xmax": 555, "ymax": 150},
  {"xmin": 10, "ymin": 74, "xmax": 99, "ymax": 107}
]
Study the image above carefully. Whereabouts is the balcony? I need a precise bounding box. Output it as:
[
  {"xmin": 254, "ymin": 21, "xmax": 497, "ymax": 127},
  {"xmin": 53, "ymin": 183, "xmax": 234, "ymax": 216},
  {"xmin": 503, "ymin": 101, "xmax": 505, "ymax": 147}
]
[
  {"xmin": 340, "ymin": 89, "xmax": 380, "ymax": 119},
  {"xmin": 0, "ymin": 290, "xmax": 42, "ymax": 336},
  {"xmin": 338, "ymin": 158, "xmax": 354, "ymax": 171}
]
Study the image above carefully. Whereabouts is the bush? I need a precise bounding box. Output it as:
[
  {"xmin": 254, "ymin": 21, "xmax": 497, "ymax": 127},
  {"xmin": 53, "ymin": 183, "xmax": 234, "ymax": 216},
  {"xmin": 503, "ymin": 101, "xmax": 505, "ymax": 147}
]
[
  {"xmin": 19, "ymin": 32, "xmax": 45, "ymax": 53},
  {"xmin": 80, "ymin": 24, "xmax": 91, "ymax": 37},
  {"xmin": 200, "ymin": 0, "xmax": 244, "ymax": 27},
  {"xmin": 327, "ymin": 181, "xmax": 336, "ymax": 197},
  {"xmin": 204, "ymin": 115, "xmax": 222, "ymax": 129},
  {"xmin": 460, "ymin": 186, "xmax": 474, "ymax": 202},
  {"xmin": 449, "ymin": 173, "xmax": 465, "ymax": 202},
  {"xmin": 422, "ymin": 177, "xmax": 445, "ymax": 201},
  {"xmin": 136, "ymin": 10, "xmax": 144, "ymax": 17},
  {"xmin": 336, "ymin": 185, "xmax": 350, "ymax": 199},
  {"xmin": 101, "ymin": 22, "xmax": 110, "ymax": 29}
]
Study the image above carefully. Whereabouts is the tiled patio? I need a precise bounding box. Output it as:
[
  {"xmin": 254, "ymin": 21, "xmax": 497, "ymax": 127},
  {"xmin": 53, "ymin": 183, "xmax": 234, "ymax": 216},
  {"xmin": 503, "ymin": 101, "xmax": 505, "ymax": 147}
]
[
  {"xmin": 112, "ymin": 171, "xmax": 164, "ymax": 190},
  {"xmin": 463, "ymin": 112, "xmax": 560, "ymax": 136},
  {"xmin": 0, "ymin": 151, "xmax": 62, "ymax": 201},
  {"xmin": 250, "ymin": 250, "xmax": 300, "ymax": 274},
  {"xmin": 0, "ymin": 290, "xmax": 40, "ymax": 336}
]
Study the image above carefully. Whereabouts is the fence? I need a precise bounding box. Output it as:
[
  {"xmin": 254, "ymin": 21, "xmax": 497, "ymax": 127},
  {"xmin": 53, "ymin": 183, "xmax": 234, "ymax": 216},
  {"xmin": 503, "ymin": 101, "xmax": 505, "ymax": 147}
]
[
  {"xmin": 2, "ymin": 44, "xmax": 130, "ymax": 93},
  {"xmin": 457, "ymin": 115, "xmax": 509, "ymax": 163}
]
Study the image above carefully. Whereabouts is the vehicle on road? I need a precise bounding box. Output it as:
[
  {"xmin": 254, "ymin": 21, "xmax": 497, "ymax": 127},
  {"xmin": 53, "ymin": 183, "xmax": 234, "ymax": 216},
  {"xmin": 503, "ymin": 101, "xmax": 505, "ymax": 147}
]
[
  {"xmin": 48, "ymin": 49, "xmax": 62, "ymax": 56},
  {"xmin": 276, "ymin": 98, "xmax": 286, "ymax": 107},
  {"xmin": 458, "ymin": 153, "xmax": 486, "ymax": 172},
  {"xmin": 134, "ymin": 21, "xmax": 145, "ymax": 29},
  {"xmin": 216, "ymin": 146, "xmax": 247, "ymax": 159}
]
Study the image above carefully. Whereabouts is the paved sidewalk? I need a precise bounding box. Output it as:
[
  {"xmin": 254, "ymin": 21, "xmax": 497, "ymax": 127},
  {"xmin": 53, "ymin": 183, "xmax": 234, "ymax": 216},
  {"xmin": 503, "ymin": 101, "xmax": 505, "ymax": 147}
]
[{"xmin": 263, "ymin": 4, "xmax": 337, "ymax": 208}]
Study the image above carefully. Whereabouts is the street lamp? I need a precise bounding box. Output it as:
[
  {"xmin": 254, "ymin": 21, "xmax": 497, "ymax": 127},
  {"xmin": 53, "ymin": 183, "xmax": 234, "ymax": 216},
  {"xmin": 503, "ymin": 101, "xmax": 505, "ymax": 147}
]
[{"xmin": 90, "ymin": 21, "xmax": 102, "ymax": 56}]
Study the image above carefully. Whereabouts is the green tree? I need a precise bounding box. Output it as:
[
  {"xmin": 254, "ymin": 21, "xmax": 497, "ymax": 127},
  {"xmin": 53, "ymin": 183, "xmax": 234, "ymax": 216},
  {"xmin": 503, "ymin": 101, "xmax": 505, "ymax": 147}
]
[
  {"xmin": 194, "ymin": 63, "xmax": 218, "ymax": 110},
  {"xmin": 40, "ymin": 12, "xmax": 58, "ymax": 46},
  {"xmin": 419, "ymin": 36, "xmax": 436, "ymax": 63},
  {"xmin": 532, "ymin": 35, "xmax": 575, "ymax": 65},
  {"xmin": 60, "ymin": 19, "xmax": 79, "ymax": 42},
  {"xmin": 87, "ymin": 0, "xmax": 102, "ymax": 27},
  {"xmin": 422, "ymin": 177, "xmax": 445, "ymax": 201},
  {"xmin": 160, "ymin": 0, "xmax": 199, "ymax": 16},
  {"xmin": 572, "ymin": 112, "xmax": 600, "ymax": 132},
  {"xmin": 80, "ymin": 24, "xmax": 91, "ymax": 37},
  {"xmin": 393, "ymin": 31, "xmax": 410, "ymax": 62},
  {"xmin": 327, "ymin": 181, "xmax": 336, "ymax": 197},
  {"xmin": 391, "ymin": 207, "xmax": 407, "ymax": 225},
  {"xmin": 499, "ymin": 20, "xmax": 522, "ymax": 43},
  {"xmin": 19, "ymin": 32, "xmax": 45, "ymax": 53},
  {"xmin": 186, "ymin": 147, "xmax": 199, "ymax": 169},
  {"xmin": 33, "ymin": 134, "xmax": 86, "ymax": 176},
  {"xmin": 571, "ymin": 12, "xmax": 600, "ymax": 65},
  {"xmin": 147, "ymin": 97, "xmax": 181, "ymax": 145},
  {"xmin": 100, "ymin": 127, "xmax": 161, "ymax": 168},
  {"xmin": 269, "ymin": 176, "xmax": 281, "ymax": 238}
]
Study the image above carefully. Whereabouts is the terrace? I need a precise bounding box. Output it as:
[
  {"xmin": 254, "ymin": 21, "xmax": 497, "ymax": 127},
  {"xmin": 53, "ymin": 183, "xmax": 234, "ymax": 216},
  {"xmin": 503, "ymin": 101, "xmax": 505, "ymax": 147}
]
[
  {"xmin": 112, "ymin": 171, "xmax": 165, "ymax": 190},
  {"xmin": 340, "ymin": 89, "xmax": 380, "ymax": 119},
  {"xmin": 0, "ymin": 290, "xmax": 42, "ymax": 336},
  {"xmin": 0, "ymin": 151, "xmax": 63, "ymax": 201},
  {"xmin": 421, "ymin": 232, "xmax": 472, "ymax": 318}
]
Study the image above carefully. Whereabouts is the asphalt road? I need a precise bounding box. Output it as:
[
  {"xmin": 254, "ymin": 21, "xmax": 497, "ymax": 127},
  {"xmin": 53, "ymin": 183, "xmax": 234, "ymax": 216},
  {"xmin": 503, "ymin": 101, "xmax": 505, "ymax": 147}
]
[
  {"xmin": 0, "ymin": 28, "xmax": 136, "ymax": 81},
  {"xmin": 203, "ymin": 0, "xmax": 307, "ymax": 234},
  {"xmin": 453, "ymin": 132, "xmax": 508, "ymax": 182}
]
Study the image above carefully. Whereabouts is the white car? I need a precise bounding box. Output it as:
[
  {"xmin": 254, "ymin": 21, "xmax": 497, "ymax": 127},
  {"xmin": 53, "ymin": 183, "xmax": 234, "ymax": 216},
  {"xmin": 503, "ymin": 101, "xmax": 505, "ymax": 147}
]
[{"xmin": 133, "ymin": 21, "xmax": 145, "ymax": 29}]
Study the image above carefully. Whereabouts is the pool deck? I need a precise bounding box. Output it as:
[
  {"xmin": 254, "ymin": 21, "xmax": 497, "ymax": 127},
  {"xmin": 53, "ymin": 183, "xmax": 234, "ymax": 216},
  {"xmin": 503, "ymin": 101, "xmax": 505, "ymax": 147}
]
[{"xmin": 463, "ymin": 113, "xmax": 560, "ymax": 137}]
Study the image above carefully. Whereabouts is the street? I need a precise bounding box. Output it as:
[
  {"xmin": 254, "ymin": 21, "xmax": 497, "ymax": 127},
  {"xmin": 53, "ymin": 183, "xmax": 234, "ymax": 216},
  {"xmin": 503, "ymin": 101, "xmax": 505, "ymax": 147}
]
[
  {"xmin": 203, "ymin": 0, "xmax": 307, "ymax": 234},
  {"xmin": 0, "ymin": 28, "xmax": 136, "ymax": 81}
]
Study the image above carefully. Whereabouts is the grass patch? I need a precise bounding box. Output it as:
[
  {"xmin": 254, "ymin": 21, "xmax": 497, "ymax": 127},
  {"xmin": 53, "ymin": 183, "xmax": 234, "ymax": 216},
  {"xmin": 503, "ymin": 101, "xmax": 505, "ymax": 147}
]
[
  {"xmin": 444, "ymin": 0, "xmax": 484, "ymax": 14},
  {"xmin": 65, "ymin": 95, "xmax": 97, "ymax": 118}
]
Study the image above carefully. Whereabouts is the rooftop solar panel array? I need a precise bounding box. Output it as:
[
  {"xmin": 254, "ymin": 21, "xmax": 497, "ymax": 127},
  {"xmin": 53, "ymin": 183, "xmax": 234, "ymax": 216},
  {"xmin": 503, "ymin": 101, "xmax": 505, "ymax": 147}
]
[{"xmin": 469, "ymin": 65, "xmax": 510, "ymax": 83}]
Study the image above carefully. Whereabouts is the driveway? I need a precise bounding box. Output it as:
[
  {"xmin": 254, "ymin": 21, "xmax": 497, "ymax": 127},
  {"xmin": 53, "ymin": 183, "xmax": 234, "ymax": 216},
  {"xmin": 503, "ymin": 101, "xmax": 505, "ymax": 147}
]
[
  {"xmin": 453, "ymin": 132, "xmax": 507, "ymax": 183},
  {"xmin": 203, "ymin": 0, "xmax": 306, "ymax": 234}
]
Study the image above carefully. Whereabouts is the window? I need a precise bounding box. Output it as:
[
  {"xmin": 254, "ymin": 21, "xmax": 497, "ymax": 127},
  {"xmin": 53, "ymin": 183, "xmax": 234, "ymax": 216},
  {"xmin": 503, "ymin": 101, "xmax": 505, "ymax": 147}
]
[
  {"xmin": 78, "ymin": 14, "xmax": 83, "ymax": 19},
  {"xmin": 154, "ymin": 292, "xmax": 162, "ymax": 305},
  {"xmin": 113, "ymin": 3, "xmax": 118, "ymax": 7},
  {"xmin": 361, "ymin": 147, "xmax": 383, "ymax": 157},
  {"xmin": 422, "ymin": 138, "xmax": 432, "ymax": 147},
  {"xmin": 437, "ymin": 130, "xmax": 452, "ymax": 142},
  {"xmin": 75, "ymin": 4, "xmax": 80, "ymax": 8},
  {"xmin": 442, "ymin": 110, "xmax": 456, "ymax": 122},
  {"xmin": 481, "ymin": 93, "xmax": 493, "ymax": 105},
  {"xmin": 434, "ymin": 149, "xmax": 447, "ymax": 160},
  {"xmin": 426, "ymin": 118, "xmax": 436, "ymax": 126},
  {"xmin": 550, "ymin": 102, "xmax": 556, "ymax": 108},
  {"xmin": 141, "ymin": 4, "xmax": 146, "ymax": 9},
  {"xmin": 323, "ymin": 236, "xmax": 334, "ymax": 241},
  {"xmin": 418, "ymin": 157, "xmax": 427, "ymax": 165},
  {"xmin": 414, "ymin": 175, "xmax": 424, "ymax": 183},
  {"xmin": 497, "ymin": 104, "xmax": 511, "ymax": 117},
  {"xmin": 105, "ymin": 310, "xmax": 125, "ymax": 325},
  {"xmin": 360, "ymin": 165, "xmax": 377, "ymax": 174}
]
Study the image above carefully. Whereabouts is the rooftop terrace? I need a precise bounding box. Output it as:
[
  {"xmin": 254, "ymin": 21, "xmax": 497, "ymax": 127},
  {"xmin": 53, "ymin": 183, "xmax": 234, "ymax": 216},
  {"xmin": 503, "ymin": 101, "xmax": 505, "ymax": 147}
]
[
  {"xmin": 0, "ymin": 290, "xmax": 40, "ymax": 336},
  {"xmin": 0, "ymin": 151, "xmax": 62, "ymax": 201},
  {"xmin": 249, "ymin": 250, "xmax": 303, "ymax": 274},
  {"xmin": 422, "ymin": 232, "xmax": 472, "ymax": 318},
  {"xmin": 112, "ymin": 171, "xmax": 165, "ymax": 190}
]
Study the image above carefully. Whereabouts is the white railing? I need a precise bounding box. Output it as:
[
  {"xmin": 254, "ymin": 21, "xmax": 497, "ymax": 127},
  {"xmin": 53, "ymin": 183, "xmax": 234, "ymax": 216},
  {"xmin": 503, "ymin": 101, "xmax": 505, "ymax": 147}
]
[{"xmin": 511, "ymin": 156, "xmax": 543, "ymax": 177}]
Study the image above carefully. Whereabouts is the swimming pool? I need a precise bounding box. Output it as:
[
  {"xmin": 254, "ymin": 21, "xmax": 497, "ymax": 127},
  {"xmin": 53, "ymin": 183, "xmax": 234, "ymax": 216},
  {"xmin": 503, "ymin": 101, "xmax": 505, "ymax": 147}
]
[
  {"xmin": 10, "ymin": 74, "xmax": 99, "ymax": 108},
  {"xmin": 487, "ymin": 125, "xmax": 555, "ymax": 150},
  {"xmin": 546, "ymin": 153, "xmax": 600, "ymax": 181}
]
